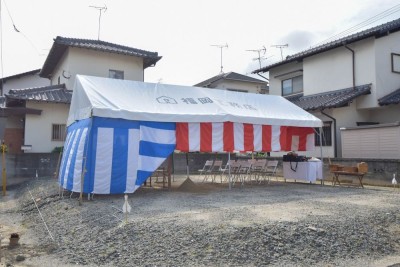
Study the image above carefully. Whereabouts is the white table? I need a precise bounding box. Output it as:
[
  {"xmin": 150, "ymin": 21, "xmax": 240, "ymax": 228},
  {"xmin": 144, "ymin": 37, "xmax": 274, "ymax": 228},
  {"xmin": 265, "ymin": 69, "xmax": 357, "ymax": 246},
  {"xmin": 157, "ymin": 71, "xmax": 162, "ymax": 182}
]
[{"xmin": 282, "ymin": 161, "xmax": 323, "ymax": 183}]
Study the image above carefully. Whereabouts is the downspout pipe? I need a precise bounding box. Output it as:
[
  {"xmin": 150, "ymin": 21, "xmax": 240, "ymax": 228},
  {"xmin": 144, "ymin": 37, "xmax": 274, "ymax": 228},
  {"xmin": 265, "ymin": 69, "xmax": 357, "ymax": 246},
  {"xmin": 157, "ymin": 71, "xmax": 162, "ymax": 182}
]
[
  {"xmin": 257, "ymin": 73, "xmax": 269, "ymax": 82},
  {"xmin": 320, "ymin": 109, "xmax": 337, "ymax": 158},
  {"xmin": 344, "ymin": 45, "xmax": 355, "ymax": 88}
]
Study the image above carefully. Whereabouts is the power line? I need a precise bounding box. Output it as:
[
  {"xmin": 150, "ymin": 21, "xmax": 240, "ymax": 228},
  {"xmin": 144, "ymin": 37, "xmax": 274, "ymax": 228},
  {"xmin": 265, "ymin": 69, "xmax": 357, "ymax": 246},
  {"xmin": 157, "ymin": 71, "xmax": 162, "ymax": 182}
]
[
  {"xmin": 2, "ymin": 0, "xmax": 44, "ymax": 56},
  {"xmin": 0, "ymin": 0, "xmax": 4, "ymax": 95},
  {"xmin": 313, "ymin": 4, "xmax": 400, "ymax": 47}
]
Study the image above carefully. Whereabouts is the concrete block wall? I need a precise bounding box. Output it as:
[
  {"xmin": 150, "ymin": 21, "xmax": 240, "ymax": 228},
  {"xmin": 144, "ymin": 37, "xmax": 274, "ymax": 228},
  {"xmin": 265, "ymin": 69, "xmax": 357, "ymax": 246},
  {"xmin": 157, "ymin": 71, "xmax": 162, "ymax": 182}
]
[{"xmin": 1, "ymin": 153, "xmax": 399, "ymax": 186}]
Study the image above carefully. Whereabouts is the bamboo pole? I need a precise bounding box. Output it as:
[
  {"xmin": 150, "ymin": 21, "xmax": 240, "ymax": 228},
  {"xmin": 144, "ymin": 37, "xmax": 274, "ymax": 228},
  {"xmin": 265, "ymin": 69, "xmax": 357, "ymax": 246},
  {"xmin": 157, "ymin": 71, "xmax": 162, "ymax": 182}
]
[{"xmin": 1, "ymin": 141, "xmax": 7, "ymax": 196}]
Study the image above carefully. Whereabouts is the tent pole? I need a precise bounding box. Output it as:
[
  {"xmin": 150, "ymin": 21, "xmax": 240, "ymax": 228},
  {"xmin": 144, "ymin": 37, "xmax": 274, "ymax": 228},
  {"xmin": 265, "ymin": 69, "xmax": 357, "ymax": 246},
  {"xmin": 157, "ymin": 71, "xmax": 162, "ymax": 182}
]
[
  {"xmin": 318, "ymin": 127, "xmax": 324, "ymax": 185},
  {"xmin": 228, "ymin": 152, "xmax": 231, "ymax": 190},
  {"xmin": 79, "ymin": 120, "xmax": 92, "ymax": 205},
  {"xmin": 186, "ymin": 153, "xmax": 189, "ymax": 178},
  {"xmin": 167, "ymin": 154, "xmax": 172, "ymax": 189}
]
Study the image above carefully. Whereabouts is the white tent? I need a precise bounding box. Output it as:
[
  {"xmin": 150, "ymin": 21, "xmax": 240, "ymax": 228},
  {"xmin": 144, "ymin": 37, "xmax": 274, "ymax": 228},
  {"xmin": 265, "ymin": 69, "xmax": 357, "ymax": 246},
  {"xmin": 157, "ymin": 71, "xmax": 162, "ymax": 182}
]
[{"xmin": 58, "ymin": 75, "xmax": 322, "ymax": 194}]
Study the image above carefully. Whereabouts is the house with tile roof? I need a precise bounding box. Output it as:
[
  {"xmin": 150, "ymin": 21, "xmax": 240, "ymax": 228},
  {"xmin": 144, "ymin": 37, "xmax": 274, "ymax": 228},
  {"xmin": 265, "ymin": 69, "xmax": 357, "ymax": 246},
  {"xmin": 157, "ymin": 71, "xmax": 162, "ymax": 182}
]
[
  {"xmin": 0, "ymin": 69, "xmax": 50, "ymax": 153},
  {"xmin": 253, "ymin": 18, "xmax": 400, "ymax": 158},
  {"xmin": 195, "ymin": 72, "xmax": 268, "ymax": 94},
  {"xmin": 4, "ymin": 36, "xmax": 161, "ymax": 153}
]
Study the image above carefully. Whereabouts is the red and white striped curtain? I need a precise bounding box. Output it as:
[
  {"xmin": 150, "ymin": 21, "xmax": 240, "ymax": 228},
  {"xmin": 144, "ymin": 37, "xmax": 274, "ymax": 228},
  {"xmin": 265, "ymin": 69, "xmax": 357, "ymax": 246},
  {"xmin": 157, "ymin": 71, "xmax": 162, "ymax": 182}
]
[{"xmin": 176, "ymin": 122, "xmax": 315, "ymax": 153}]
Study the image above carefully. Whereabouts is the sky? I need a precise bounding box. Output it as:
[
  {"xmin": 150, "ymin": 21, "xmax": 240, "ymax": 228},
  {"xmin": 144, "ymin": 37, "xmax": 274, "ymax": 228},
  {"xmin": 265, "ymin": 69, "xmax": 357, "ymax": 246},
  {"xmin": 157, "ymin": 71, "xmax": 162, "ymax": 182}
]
[{"xmin": 1, "ymin": 0, "xmax": 400, "ymax": 86}]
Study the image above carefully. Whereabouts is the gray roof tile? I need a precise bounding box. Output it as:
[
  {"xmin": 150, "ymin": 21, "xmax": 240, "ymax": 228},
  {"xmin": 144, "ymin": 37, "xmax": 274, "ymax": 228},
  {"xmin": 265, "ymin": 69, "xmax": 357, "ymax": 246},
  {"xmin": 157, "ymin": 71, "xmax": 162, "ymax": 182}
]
[
  {"xmin": 253, "ymin": 18, "xmax": 400, "ymax": 73},
  {"xmin": 6, "ymin": 84, "xmax": 72, "ymax": 103},
  {"xmin": 378, "ymin": 88, "xmax": 400, "ymax": 105},
  {"xmin": 287, "ymin": 84, "xmax": 371, "ymax": 111},
  {"xmin": 40, "ymin": 36, "xmax": 162, "ymax": 78},
  {"xmin": 195, "ymin": 72, "xmax": 267, "ymax": 87}
]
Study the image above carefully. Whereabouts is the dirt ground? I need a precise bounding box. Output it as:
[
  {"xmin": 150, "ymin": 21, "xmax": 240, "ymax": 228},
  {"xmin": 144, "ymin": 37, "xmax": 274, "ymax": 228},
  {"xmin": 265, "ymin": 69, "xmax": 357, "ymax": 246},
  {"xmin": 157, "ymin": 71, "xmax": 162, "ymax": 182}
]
[{"xmin": 1, "ymin": 175, "xmax": 400, "ymax": 266}]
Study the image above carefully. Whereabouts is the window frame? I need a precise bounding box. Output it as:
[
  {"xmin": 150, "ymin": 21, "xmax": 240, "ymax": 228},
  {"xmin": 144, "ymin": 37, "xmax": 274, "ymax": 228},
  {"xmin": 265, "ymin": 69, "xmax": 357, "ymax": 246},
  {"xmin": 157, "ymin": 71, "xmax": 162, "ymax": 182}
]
[
  {"xmin": 227, "ymin": 88, "xmax": 248, "ymax": 93},
  {"xmin": 281, "ymin": 75, "xmax": 303, "ymax": 96},
  {"xmin": 391, "ymin": 53, "xmax": 400, "ymax": 74},
  {"xmin": 52, "ymin": 124, "xmax": 66, "ymax": 141},
  {"xmin": 315, "ymin": 121, "xmax": 332, "ymax": 146},
  {"xmin": 109, "ymin": 69, "xmax": 124, "ymax": 80}
]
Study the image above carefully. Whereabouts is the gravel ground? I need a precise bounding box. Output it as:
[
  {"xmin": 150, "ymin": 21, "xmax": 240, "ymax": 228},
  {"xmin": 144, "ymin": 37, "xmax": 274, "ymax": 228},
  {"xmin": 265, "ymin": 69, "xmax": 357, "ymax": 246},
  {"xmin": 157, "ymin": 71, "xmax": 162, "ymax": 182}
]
[{"xmin": 2, "ymin": 175, "xmax": 400, "ymax": 266}]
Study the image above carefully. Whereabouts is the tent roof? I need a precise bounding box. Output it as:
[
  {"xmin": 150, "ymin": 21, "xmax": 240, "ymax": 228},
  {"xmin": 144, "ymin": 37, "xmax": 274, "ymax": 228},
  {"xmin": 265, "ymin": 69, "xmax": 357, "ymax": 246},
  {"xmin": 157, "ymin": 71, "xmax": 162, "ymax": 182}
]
[{"xmin": 69, "ymin": 75, "xmax": 322, "ymax": 127}]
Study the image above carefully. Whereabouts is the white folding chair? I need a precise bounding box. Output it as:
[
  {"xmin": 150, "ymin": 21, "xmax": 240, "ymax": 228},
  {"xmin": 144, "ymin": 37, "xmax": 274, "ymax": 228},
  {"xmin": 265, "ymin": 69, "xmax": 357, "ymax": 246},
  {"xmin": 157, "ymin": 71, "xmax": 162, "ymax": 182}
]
[
  {"xmin": 229, "ymin": 161, "xmax": 242, "ymax": 185},
  {"xmin": 199, "ymin": 160, "xmax": 214, "ymax": 182},
  {"xmin": 251, "ymin": 159, "xmax": 267, "ymax": 183},
  {"xmin": 263, "ymin": 160, "xmax": 279, "ymax": 183},
  {"xmin": 235, "ymin": 161, "xmax": 252, "ymax": 186},
  {"xmin": 208, "ymin": 160, "xmax": 223, "ymax": 183},
  {"xmin": 220, "ymin": 159, "xmax": 235, "ymax": 182}
]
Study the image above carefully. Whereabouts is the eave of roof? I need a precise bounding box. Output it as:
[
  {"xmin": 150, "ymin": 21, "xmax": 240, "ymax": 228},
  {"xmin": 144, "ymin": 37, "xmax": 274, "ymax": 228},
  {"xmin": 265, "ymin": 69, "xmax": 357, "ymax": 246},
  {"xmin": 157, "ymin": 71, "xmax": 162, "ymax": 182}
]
[
  {"xmin": 40, "ymin": 36, "xmax": 162, "ymax": 78},
  {"xmin": 253, "ymin": 18, "xmax": 400, "ymax": 73},
  {"xmin": 378, "ymin": 88, "xmax": 400, "ymax": 105},
  {"xmin": 0, "ymin": 107, "xmax": 42, "ymax": 117},
  {"xmin": 6, "ymin": 84, "xmax": 72, "ymax": 104},
  {"xmin": 0, "ymin": 69, "xmax": 41, "ymax": 83},
  {"xmin": 195, "ymin": 71, "xmax": 266, "ymax": 87},
  {"xmin": 287, "ymin": 84, "xmax": 371, "ymax": 111}
]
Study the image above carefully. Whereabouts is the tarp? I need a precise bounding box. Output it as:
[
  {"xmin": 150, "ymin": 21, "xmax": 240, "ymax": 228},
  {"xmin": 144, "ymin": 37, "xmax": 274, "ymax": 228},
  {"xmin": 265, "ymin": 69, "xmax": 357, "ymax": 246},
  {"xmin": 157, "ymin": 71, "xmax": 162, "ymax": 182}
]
[
  {"xmin": 59, "ymin": 75, "xmax": 322, "ymax": 194},
  {"xmin": 68, "ymin": 75, "xmax": 322, "ymax": 127}
]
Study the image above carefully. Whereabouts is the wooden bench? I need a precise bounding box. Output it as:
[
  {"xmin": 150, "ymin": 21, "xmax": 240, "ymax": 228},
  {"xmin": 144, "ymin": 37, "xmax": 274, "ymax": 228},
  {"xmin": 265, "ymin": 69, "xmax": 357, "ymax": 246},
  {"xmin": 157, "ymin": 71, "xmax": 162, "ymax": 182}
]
[
  {"xmin": 330, "ymin": 163, "xmax": 368, "ymax": 188},
  {"xmin": 332, "ymin": 171, "xmax": 366, "ymax": 188}
]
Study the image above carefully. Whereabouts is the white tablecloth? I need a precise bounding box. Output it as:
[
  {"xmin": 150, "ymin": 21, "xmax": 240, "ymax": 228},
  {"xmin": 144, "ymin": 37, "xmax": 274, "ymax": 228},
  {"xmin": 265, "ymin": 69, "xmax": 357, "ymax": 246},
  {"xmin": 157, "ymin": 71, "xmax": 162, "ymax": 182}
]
[{"xmin": 282, "ymin": 161, "xmax": 323, "ymax": 182}]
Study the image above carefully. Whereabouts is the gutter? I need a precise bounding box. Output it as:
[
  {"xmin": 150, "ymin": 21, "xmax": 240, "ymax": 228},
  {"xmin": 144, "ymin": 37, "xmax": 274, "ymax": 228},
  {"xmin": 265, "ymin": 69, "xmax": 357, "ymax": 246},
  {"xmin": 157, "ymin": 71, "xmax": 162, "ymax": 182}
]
[
  {"xmin": 344, "ymin": 45, "xmax": 355, "ymax": 88},
  {"xmin": 320, "ymin": 109, "xmax": 337, "ymax": 158}
]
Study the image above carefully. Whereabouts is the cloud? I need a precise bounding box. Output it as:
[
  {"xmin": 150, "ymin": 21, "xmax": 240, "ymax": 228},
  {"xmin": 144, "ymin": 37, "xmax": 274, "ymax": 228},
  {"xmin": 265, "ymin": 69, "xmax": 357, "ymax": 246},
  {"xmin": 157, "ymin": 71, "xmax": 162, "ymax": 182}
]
[{"xmin": 277, "ymin": 30, "xmax": 318, "ymax": 54}]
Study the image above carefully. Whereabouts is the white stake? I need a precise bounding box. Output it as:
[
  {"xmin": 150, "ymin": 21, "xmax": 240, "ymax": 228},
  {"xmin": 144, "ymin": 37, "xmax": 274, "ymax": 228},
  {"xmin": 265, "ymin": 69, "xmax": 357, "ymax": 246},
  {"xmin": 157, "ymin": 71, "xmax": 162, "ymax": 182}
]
[
  {"xmin": 122, "ymin": 194, "xmax": 131, "ymax": 223},
  {"xmin": 392, "ymin": 173, "xmax": 397, "ymax": 188}
]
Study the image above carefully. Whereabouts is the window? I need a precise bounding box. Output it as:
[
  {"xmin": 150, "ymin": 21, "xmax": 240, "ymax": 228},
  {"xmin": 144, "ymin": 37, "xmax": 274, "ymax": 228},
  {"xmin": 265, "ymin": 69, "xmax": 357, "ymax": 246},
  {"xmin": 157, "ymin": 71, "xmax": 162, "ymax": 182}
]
[
  {"xmin": 109, "ymin": 69, "xmax": 124, "ymax": 79},
  {"xmin": 391, "ymin": 53, "xmax": 400, "ymax": 74},
  {"xmin": 52, "ymin": 124, "xmax": 66, "ymax": 141},
  {"xmin": 282, "ymin": 76, "xmax": 303, "ymax": 96},
  {"xmin": 227, "ymin": 88, "xmax": 248, "ymax": 93},
  {"xmin": 315, "ymin": 122, "xmax": 332, "ymax": 146}
]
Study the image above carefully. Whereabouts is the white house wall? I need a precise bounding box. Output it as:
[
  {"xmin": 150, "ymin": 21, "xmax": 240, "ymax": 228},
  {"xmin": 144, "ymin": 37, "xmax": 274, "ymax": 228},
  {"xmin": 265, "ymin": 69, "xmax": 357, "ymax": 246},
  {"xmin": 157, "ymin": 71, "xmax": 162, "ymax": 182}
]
[
  {"xmin": 24, "ymin": 102, "xmax": 69, "ymax": 153},
  {"xmin": 330, "ymin": 102, "xmax": 370, "ymax": 157},
  {"xmin": 210, "ymin": 80, "xmax": 264, "ymax": 94},
  {"xmin": 374, "ymin": 31, "xmax": 400, "ymax": 100},
  {"xmin": 370, "ymin": 105, "xmax": 400, "ymax": 123},
  {"xmin": 303, "ymin": 48, "xmax": 353, "ymax": 95},
  {"xmin": 2, "ymin": 73, "xmax": 49, "ymax": 94},
  {"xmin": 51, "ymin": 47, "xmax": 144, "ymax": 89}
]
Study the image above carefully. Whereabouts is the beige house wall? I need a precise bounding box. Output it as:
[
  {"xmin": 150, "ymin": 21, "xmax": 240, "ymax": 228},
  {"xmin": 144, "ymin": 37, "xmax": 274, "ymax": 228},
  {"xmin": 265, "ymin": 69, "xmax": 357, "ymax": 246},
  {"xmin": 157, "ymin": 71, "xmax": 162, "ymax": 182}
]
[
  {"xmin": 24, "ymin": 102, "xmax": 69, "ymax": 153},
  {"xmin": 50, "ymin": 47, "xmax": 144, "ymax": 89},
  {"xmin": 209, "ymin": 80, "xmax": 265, "ymax": 94}
]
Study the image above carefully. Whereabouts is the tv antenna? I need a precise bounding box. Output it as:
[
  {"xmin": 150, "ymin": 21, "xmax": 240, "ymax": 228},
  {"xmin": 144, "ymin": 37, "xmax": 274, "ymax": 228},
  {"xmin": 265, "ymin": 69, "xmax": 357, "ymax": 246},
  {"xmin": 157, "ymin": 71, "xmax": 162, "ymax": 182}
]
[
  {"xmin": 246, "ymin": 46, "xmax": 269, "ymax": 69},
  {"xmin": 89, "ymin": 5, "xmax": 107, "ymax": 40},
  {"xmin": 271, "ymin": 44, "xmax": 288, "ymax": 60},
  {"xmin": 211, "ymin": 43, "xmax": 228, "ymax": 73}
]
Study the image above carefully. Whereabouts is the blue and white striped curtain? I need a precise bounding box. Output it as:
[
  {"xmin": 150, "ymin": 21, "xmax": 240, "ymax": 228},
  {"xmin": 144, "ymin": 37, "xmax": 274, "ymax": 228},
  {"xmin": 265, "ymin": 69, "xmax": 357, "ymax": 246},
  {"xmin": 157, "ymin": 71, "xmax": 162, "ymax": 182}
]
[{"xmin": 58, "ymin": 117, "xmax": 176, "ymax": 194}]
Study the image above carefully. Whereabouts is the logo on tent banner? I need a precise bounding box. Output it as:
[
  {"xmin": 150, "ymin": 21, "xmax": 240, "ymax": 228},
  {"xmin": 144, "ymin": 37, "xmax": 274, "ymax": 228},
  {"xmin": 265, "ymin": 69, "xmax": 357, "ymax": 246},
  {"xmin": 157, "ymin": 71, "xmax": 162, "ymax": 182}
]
[
  {"xmin": 156, "ymin": 96, "xmax": 178, "ymax": 104},
  {"xmin": 156, "ymin": 95, "xmax": 257, "ymax": 110}
]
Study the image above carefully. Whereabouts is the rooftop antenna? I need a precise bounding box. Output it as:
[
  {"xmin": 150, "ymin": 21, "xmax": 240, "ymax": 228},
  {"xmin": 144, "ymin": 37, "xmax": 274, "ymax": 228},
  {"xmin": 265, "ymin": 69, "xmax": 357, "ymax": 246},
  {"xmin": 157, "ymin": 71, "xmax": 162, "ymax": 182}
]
[
  {"xmin": 211, "ymin": 43, "xmax": 228, "ymax": 73},
  {"xmin": 246, "ymin": 46, "xmax": 268, "ymax": 69},
  {"xmin": 271, "ymin": 44, "xmax": 288, "ymax": 61},
  {"xmin": 89, "ymin": 5, "xmax": 107, "ymax": 40}
]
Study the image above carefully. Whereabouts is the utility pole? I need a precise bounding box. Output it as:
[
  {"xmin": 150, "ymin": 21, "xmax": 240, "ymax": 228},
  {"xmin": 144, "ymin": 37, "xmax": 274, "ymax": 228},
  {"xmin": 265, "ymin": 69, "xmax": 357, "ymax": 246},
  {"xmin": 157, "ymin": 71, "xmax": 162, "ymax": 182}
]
[
  {"xmin": 271, "ymin": 44, "xmax": 288, "ymax": 61},
  {"xmin": 211, "ymin": 43, "xmax": 228, "ymax": 73},
  {"xmin": 89, "ymin": 5, "xmax": 107, "ymax": 40}
]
